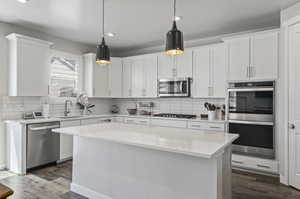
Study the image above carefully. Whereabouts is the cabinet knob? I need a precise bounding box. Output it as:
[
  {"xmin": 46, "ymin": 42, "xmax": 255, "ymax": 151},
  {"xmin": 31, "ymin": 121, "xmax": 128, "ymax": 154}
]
[{"xmin": 289, "ymin": 123, "xmax": 296, "ymax": 130}]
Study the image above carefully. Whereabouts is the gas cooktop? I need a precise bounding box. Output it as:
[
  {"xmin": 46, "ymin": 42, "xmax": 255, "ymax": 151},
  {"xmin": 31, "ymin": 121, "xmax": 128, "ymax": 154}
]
[{"xmin": 153, "ymin": 113, "xmax": 197, "ymax": 119}]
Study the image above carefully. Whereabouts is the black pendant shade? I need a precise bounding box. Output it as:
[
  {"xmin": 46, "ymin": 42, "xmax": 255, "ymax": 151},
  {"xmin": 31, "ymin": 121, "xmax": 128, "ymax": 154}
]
[
  {"xmin": 165, "ymin": 21, "xmax": 184, "ymax": 55},
  {"xmin": 96, "ymin": 37, "xmax": 111, "ymax": 64}
]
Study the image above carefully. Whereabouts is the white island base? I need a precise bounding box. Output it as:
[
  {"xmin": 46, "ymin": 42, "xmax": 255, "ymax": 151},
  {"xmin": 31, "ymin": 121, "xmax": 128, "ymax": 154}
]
[
  {"xmin": 72, "ymin": 139, "xmax": 232, "ymax": 199},
  {"xmin": 54, "ymin": 123, "xmax": 237, "ymax": 199}
]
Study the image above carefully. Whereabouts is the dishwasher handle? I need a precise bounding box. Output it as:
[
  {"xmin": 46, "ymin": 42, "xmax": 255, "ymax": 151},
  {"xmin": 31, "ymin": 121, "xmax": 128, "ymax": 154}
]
[{"xmin": 29, "ymin": 125, "xmax": 60, "ymax": 131}]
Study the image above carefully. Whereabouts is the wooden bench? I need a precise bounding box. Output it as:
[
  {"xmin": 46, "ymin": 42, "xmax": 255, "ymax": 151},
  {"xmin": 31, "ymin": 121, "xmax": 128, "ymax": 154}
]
[{"xmin": 0, "ymin": 184, "xmax": 13, "ymax": 199}]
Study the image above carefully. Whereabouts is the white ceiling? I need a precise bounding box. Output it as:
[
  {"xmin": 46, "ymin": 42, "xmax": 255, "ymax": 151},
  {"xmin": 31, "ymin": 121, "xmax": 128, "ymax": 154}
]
[{"xmin": 0, "ymin": 0, "xmax": 299, "ymax": 52}]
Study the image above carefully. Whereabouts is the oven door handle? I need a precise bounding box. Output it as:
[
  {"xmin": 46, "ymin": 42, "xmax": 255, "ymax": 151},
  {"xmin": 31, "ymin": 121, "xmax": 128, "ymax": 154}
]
[
  {"xmin": 228, "ymin": 120, "xmax": 274, "ymax": 126},
  {"xmin": 228, "ymin": 87, "xmax": 274, "ymax": 92}
]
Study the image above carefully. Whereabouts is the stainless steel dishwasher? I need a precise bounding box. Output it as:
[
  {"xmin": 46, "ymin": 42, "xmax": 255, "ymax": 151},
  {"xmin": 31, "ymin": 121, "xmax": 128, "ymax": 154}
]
[{"xmin": 27, "ymin": 122, "xmax": 60, "ymax": 169}]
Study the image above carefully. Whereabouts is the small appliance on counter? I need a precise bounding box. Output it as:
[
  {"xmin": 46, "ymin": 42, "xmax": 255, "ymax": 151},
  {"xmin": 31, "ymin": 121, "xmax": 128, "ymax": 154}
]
[
  {"xmin": 23, "ymin": 112, "xmax": 44, "ymax": 120},
  {"xmin": 111, "ymin": 105, "xmax": 120, "ymax": 114}
]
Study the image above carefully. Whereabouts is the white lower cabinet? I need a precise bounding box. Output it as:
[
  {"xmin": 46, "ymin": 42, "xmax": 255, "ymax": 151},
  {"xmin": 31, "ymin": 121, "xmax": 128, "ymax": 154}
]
[
  {"xmin": 151, "ymin": 119, "xmax": 187, "ymax": 128},
  {"xmin": 187, "ymin": 121, "xmax": 225, "ymax": 132},
  {"xmin": 232, "ymin": 154, "xmax": 279, "ymax": 174},
  {"xmin": 59, "ymin": 120, "xmax": 80, "ymax": 161},
  {"xmin": 81, "ymin": 118, "xmax": 99, "ymax": 125},
  {"xmin": 124, "ymin": 117, "xmax": 150, "ymax": 125}
]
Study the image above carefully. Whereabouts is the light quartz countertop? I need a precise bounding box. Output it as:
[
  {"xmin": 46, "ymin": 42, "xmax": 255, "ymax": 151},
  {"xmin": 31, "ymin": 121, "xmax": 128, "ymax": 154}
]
[
  {"xmin": 5, "ymin": 114, "xmax": 226, "ymax": 125},
  {"xmin": 53, "ymin": 123, "xmax": 238, "ymax": 158}
]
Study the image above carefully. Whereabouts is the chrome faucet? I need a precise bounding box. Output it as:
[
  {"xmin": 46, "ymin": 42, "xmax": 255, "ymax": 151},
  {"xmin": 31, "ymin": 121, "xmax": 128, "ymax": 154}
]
[{"xmin": 64, "ymin": 100, "xmax": 73, "ymax": 116}]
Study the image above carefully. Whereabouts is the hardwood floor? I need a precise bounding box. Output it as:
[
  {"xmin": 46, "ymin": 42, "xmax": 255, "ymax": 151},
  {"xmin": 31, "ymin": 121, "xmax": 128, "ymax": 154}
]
[{"xmin": 0, "ymin": 161, "xmax": 300, "ymax": 199}]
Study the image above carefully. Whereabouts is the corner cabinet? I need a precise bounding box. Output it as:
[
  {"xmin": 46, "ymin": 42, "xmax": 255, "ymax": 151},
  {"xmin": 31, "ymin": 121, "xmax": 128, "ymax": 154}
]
[
  {"xmin": 6, "ymin": 33, "xmax": 53, "ymax": 96},
  {"xmin": 158, "ymin": 50, "xmax": 193, "ymax": 78},
  {"xmin": 122, "ymin": 54, "xmax": 158, "ymax": 98},
  {"xmin": 192, "ymin": 44, "xmax": 226, "ymax": 98},
  {"xmin": 224, "ymin": 29, "xmax": 279, "ymax": 81},
  {"xmin": 83, "ymin": 53, "xmax": 123, "ymax": 97}
]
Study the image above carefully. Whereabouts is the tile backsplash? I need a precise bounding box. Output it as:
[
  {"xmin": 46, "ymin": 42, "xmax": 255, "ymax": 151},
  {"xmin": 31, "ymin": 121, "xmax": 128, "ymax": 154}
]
[
  {"xmin": 0, "ymin": 96, "xmax": 225, "ymax": 121},
  {"xmin": 0, "ymin": 96, "xmax": 112, "ymax": 120},
  {"xmin": 112, "ymin": 98, "xmax": 226, "ymax": 116}
]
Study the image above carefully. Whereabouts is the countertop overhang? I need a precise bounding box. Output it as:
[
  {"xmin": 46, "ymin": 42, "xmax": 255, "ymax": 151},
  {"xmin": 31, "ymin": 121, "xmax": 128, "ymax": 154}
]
[{"xmin": 53, "ymin": 123, "xmax": 238, "ymax": 159}]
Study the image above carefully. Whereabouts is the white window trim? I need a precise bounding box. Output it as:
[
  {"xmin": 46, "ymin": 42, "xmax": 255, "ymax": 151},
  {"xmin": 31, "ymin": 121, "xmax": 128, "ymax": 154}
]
[{"xmin": 49, "ymin": 49, "xmax": 83, "ymax": 97}]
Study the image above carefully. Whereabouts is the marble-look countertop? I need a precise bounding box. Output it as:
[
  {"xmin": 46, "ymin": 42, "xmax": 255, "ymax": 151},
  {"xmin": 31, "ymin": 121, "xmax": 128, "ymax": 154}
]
[
  {"xmin": 5, "ymin": 114, "xmax": 226, "ymax": 125},
  {"xmin": 53, "ymin": 123, "xmax": 238, "ymax": 158}
]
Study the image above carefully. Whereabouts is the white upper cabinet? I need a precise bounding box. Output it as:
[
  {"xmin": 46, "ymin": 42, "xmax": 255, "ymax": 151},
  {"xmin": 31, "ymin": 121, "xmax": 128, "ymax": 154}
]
[
  {"xmin": 226, "ymin": 37, "xmax": 250, "ymax": 81},
  {"xmin": 251, "ymin": 31, "xmax": 278, "ymax": 80},
  {"xmin": 192, "ymin": 44, "xmax": 226, "ymax": 98},
  {"xmin": 6, "ymin": 33, "xmax": 53, "ymax": 96},
  {"xmin": 192, "ymin": 46, "xmax": 210, "ymax": 97},
  {"xmin": 122, "ymin": 58, "xmax": 133, "ymax": 97},
  {"xmin": 176, "ymin": 50, "xmax": 193, "ymax": 77},
  {"xmin": 108, "ymin": 58, "xmax": 123, "ymax": 97},
  {"xmin": 158, "ymin": 50, "xmax": 193, "ymax": 78},
  {"xmin": 157, "ymin": 53, "xmax": 173, "ymax": 78},
  {"xmin": 224, "ymin": 29, "xmax": 278, "ymax": 81},
  {"xmin": 124, "ymin": 54, "xmax": 158, "ymax": 98},
  {"xmin": 211, "ymin": 44, "xmax": 227, "ymax": 98},
  {"xmin": 84, "ymin": 53, "xmax": 122, "ymax": 97}
]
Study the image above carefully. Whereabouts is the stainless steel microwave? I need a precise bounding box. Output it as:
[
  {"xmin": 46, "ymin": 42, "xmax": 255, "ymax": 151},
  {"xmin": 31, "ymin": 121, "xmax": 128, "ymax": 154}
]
[{"xmin": 158, "ymin": 78, "xmax": 191, "ymax": 97}]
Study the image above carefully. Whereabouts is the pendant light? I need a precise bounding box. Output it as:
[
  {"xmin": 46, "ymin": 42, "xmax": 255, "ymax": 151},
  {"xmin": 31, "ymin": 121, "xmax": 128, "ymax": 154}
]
[
  {"xmin": 96, "ymin": 0, "xmax": 111, "ymax": 64},
  {"xmin": 165, "ymin": 0, "xmax": 184, "ymax": 55}
]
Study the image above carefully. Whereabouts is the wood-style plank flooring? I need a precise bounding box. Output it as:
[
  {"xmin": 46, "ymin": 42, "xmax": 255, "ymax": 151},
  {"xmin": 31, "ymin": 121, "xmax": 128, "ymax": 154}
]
[{"xmin": 0, "ymin": 161, "xmax": 300, "ymax": 199}]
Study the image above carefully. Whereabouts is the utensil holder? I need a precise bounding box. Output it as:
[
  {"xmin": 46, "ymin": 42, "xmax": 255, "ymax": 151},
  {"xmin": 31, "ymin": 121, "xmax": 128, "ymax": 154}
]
[{"xmin": 208, "ymin": 111, "xmax": 217, "ymax": 121}]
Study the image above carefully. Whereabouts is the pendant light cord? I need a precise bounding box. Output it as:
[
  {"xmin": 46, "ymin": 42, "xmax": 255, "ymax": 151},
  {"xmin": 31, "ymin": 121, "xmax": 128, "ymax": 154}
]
[
  {"xmin": 102, "ymin": 0, "xmax": 105, "ymax": 38},
  {"xmin": 173, "ymin": 0, "xmax": 176, "ymax": 21}
]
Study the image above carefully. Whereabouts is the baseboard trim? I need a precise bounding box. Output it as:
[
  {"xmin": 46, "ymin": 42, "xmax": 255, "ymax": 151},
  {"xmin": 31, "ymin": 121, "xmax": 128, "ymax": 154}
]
[
  {"xmin": 56, "ymin": 157, "xmax": 72, "ymax": 164},
  {"xmin": 71, "ymin": 183, "xmax": 113, "ymax": 199}
]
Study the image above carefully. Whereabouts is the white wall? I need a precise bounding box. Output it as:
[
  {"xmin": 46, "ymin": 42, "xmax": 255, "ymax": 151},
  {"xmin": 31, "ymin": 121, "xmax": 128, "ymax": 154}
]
[
  {"xmin": 0, "ymin": 21, "xmax": 97, "ymax": 169},
  {"xmin": 278, "ymin": 1, "xmax": 300, "ymax": 185},
  {"xmin": 0, "ymin": 21, "xmax": 96, "ymax": 96}
]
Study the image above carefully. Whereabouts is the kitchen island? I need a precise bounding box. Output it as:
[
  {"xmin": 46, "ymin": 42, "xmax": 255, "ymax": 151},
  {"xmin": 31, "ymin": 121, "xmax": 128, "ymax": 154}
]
[{"xmin": 53, "ymin": 123, "xmax": 238, "ymax": 199}]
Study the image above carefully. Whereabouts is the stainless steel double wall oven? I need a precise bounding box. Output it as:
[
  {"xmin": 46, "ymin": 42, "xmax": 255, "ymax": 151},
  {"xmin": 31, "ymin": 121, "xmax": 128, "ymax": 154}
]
[{"xmin": 228, "ymin": 81, "xmax": 275, "ymax": 159}]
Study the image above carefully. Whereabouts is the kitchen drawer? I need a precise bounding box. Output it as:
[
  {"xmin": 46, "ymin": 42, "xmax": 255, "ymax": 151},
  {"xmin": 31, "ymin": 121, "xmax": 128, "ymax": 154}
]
[
  {"xmin": 205, "ymin": 123, "xmax": 225, "ymax": 131},
  {"xmin": 113, "ymin": 117, "xmax": 124, "ymax": 123},
  {"xmin": 232, "ymin": 154, "xmax": 279, "ymax": 174},
  {"xmin": 151, "ymin": 119, "xmax": 187, "ymax": 128},
  {"xmin": 60, "ymin": 120, "xmax": 81, "ymax": 127},
  {"xmin": 124, "ymin": 117, "xmax": 150, "ymax": 125},
  {"xmin": 81, "ymin": 118, "xmax": 99, "ymax": 125},
  {"xmin": 98, "ymin": 117, "xmax": 112, "ymax": 123},
  {"xmin": 187, "ymin": 121, "xmax": 225, "ymax": 132},
  {"xmin": 187, "ymin": 121, "xmax": 206, "ymax": 130}
]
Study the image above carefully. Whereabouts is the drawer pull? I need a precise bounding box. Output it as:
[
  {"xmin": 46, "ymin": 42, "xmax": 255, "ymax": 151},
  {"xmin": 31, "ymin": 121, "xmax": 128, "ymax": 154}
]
[
  {"xmin": 139, "ymin": 121, "xmax": 148, "ymax": 124},
  {"xmin": 256, "ymin": 164, "xmax": 270, "ymax": 169},
  {"xmin": 209, "ymin": 126, "xmax": 221, "ymax": 129},
  {"xmin": 191, "ymin": 125, "xmax": 201, "ymax": 128},
  {"xmin": 126, "ymin": 120, "xmax": 134, "ymax": 123},
  {"xmin": 232, "ymin": 160, "xmax": 244, "ymax": 164}
]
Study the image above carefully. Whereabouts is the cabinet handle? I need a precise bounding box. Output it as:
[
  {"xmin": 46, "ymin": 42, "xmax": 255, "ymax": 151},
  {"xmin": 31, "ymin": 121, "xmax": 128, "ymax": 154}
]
[
  {"xmin": 232, "ymin": 160, "xmax": 244, "ymax": 164},
  {"xmin": 126, "ymin": 120, "xmax": 134, "ymax": 123},
  {"xmin": 246, "ymin": 67, "xmax": 249, "ymax": 78},
  {"xmin": 256, "ymin": 164, "xmax": 270, "ymax": 169},
  {"xmin": 209, "ymin": 126, "xmax": 221, "ymax": 129},
  {"xmin": 191, "ymin": 125, "xmax": 201, "ymax": 128},
  {"xmin": 129, "ymin": 89, "xmax": 132, "ymax": 96},
  {"xmin": 172, "ymin": 68, "xmax": 177, "ymax": 77},
  {"xmin": 139, "ymin": 121, "xmax": 148, "ymax": 124},
  {"xmin": 251, "ymin": 67, "xmax": 255, "ymax": 78},
  {"xmin": 48, "ymin": 85, "xmax": 50, "ymax": 95}
]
